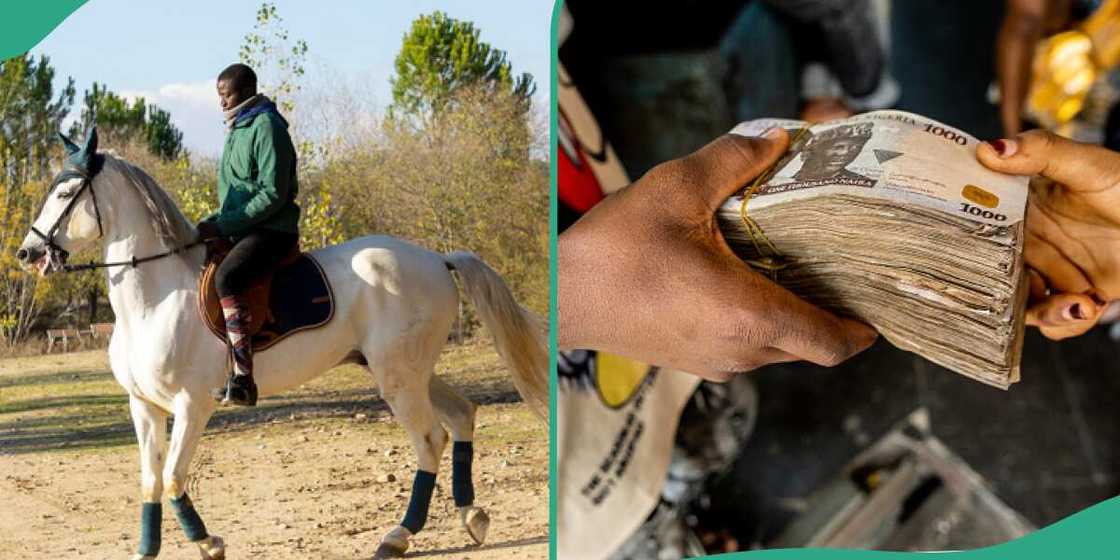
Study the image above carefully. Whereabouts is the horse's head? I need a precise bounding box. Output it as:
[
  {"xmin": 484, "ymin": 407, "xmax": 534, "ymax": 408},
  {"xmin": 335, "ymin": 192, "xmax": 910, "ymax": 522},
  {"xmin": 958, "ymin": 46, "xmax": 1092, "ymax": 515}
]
[{"xmin": 17, "ymin": 128, "xmax": 106, "ymax": 276}]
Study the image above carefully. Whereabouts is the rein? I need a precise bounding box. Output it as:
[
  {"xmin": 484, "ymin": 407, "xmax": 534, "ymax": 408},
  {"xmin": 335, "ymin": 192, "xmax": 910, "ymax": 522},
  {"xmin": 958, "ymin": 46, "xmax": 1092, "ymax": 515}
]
[
  {"xmin": 58, "ymin": 240, "xmax": 205, "ymax": 273},
  {"xmin": 32, "ymin": 156, "xmax": 204, "ymax": 274}
]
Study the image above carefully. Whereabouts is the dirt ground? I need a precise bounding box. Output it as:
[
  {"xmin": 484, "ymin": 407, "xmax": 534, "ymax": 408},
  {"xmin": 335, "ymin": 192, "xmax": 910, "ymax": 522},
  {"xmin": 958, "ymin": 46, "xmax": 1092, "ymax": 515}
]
[{"xmin": 0, "ymin": 341, "xmax": 548, "ymax": 559}]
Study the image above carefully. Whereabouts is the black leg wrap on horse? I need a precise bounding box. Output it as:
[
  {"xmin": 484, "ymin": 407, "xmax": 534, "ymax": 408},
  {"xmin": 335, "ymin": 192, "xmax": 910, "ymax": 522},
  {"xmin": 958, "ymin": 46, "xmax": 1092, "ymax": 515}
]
[
  {"xmin": 401, "ymin": 469, "xmax": 437, "ymax": 533},
  {"xmin": 170, "ymin": 493, "xmax": 209, "ymax": 542},
  {"xmin": 452, "ymin": 440, "xmax": 475, "ymax": 507},
  {"xmin": 138, "ymin": 501, "xmax": 162, "ymax": 556}
]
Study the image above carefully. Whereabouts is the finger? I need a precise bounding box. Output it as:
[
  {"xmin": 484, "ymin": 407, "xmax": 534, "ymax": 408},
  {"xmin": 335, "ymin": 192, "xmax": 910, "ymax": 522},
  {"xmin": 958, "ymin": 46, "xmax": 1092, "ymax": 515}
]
[
  {"xmin": 1025, "ymin": 292, "xmax": 1099, "ymax": 329},
  {"xmin": 1039, "ymin": 322, "xmax": 1097, "ymax": 340},
  {"xmin": 681, "ymin": 128, "xmax": 790, "ymax": 210},
  {"xmin": 1027, "ymin": 268, "xmax": 1048, "ymax": 302},
  {"xmin": 977, "ymin": 129, "xmax": 1120, "ymax": 193},
  {"xmin": 1024, "ymin": 232, "xmax": 1093, "ymax": 293},
  {"xmin": 765, "ymin": 291, "xmax": 878, "ymax": 367}
]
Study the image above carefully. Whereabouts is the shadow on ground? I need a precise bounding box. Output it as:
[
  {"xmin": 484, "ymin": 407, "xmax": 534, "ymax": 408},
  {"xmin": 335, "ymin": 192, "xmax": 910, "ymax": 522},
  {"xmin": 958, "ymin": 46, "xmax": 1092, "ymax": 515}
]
[
  {"xmin": 0, "ymin": 368, "xmax": 522, "ymax": 456},
  {"xmin": 0, "ymin": 368, "xmax": 109, "ymax": 390}
]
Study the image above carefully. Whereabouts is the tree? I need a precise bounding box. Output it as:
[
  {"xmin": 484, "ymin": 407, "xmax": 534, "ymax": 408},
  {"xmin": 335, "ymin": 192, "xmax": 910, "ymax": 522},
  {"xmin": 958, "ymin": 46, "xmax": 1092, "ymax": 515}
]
[
  {"xmin": 71, "ymin": 82, "xmax": 184, "ymax": 160},
  {"xmin": 145, "ymin": 105, "xmax": 183, "ymax": 161},
  {"xmin": 239, "ymin": 1, "xmax": 308, "ymax": 115},
  {"xmin": 238, "ymin": 2, "xmax": 342, "ymax": 250},
  {"xmin": 325, "ymin": 85, "xmax": 548, "ymax": 317},
  {"xmin": 0, "ymin": 54, "xmax": 77, "ymax": 343},
  {"xmin": 390, "ymin": 11, "xmax": 536, "ymax": 119}
]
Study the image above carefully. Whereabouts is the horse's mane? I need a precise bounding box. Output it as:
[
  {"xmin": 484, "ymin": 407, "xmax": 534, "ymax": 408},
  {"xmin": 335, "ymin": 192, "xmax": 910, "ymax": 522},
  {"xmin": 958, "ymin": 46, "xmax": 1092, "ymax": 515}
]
[{"xmin": 100, "ymin": 154, "xmax": 198, "ymax": 251}]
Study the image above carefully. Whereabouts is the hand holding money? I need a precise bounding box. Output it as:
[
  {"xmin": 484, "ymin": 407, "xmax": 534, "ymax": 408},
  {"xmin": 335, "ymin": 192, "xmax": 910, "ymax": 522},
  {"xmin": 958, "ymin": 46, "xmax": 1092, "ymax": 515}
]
[
  {"xmin": 719, "ymin": 111, "xmax": 1032, "ymax": 388},
  {"xmin": 558, "ymin": 130, "xmax": 877, "ymax": 381},
  {"xmin": 977, "ymin": 130, "xmax": 1120, "ymax": 340}
]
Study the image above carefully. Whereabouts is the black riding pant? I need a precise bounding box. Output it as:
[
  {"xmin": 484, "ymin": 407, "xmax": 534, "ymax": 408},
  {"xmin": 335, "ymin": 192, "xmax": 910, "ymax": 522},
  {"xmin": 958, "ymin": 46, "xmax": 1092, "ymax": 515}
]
[{"xmin": 214, "ymin": 229, "xmax": 299, "ymax": 298}]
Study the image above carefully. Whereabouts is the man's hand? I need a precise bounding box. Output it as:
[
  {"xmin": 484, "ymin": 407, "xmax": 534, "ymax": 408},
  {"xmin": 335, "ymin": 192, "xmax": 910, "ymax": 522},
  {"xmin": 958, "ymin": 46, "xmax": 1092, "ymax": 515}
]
[
  {"xmin": 558, "ymin": 128, "xmax": 878, "ymax": 382},
  {"xmin": 977, "ymin": 130, "xmax": 1120, "ymax": 340},
  {"xmin": 196, "ymin": 220, "xmax": 221, "ymax": 242}
]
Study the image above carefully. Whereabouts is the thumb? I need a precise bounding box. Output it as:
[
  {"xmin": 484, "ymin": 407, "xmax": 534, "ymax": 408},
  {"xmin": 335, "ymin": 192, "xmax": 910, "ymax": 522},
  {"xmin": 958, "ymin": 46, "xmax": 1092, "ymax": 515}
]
[
  {"xmin": 1025, "ymin": 292, "xmax": 1101, "ymax": 340},
  {"xmin": 977, "ymin": 129, "xmax": 1120, "ymax": 193},
  {"xmin": 681, "ymin": 127, "xmax": 790, "ymax": 211}
]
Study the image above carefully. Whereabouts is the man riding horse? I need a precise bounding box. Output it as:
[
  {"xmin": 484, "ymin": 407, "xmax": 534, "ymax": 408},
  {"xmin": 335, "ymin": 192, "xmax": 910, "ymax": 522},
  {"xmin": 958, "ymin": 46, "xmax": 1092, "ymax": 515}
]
[
  {"xmin": 197, "ymin": 63, "xmax": 300, "ymax": 406},
  {"xmin": 16, "ymin": 62, "xmax": 541, "ymax": 560}
]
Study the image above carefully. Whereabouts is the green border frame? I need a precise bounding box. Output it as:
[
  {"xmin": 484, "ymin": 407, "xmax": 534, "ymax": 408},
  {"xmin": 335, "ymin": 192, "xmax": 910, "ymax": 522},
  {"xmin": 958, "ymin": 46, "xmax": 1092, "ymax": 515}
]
[
  {"xmin": 0, "ymin": 1, "xmax": 86, "ymax": 60},
  {"xmin": 4, "ymin": 2, "xmax": 1119, "ymax": 559},
  {"xmin": 549, "ymin": 1, "xmax": 561, "ymax": 560}
]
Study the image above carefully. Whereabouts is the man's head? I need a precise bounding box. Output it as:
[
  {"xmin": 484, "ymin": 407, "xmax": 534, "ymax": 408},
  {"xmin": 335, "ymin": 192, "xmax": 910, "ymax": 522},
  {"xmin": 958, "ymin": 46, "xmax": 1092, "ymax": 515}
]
[
  {"xmin": 216, "ymin": 63, "xmax": 258, "ymax": 111},
  {"xmin": 799, "ymin": 123, "xmax": 873, "ymax": 180}
]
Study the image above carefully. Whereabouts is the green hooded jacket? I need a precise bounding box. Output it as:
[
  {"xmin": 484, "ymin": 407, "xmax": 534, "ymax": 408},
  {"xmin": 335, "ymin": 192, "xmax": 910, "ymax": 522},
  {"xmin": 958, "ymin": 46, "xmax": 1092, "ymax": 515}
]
[{"xmin": 204, "ymin": 104, "xmax": 300, "ymax": 238}]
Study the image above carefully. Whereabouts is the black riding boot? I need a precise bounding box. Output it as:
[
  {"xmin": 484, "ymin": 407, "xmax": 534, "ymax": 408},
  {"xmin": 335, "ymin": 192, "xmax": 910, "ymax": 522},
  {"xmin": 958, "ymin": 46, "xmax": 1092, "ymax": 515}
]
[{"xmin": 221, "ymin": 372, "xmax": 258, "ymax": 406}]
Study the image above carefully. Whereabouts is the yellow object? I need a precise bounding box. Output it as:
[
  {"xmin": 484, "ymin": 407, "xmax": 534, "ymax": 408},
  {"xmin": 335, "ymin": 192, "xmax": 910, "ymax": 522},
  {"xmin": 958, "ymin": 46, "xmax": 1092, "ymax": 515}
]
[
  {"xmin": 595, "ymin": 352, "xmax": 653, "ymax": 408},
  {"xmin": 1026, "ymin": 0, "xmax": 1120, "ymax": 128},
  {"xmin": 1026, "ymin": 31, "xmax": 1095, "ymax": 128},
  {"xmin": 1083, "ymin": 0, "xmax": 1120, "ymax": 67}
]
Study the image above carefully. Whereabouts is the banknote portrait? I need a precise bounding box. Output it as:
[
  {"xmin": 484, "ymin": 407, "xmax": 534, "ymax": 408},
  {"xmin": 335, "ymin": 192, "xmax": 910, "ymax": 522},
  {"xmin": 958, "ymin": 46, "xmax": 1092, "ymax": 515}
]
[{"xmin": 792, "ymin": 122, "xmax": 874, "ymax": 183}]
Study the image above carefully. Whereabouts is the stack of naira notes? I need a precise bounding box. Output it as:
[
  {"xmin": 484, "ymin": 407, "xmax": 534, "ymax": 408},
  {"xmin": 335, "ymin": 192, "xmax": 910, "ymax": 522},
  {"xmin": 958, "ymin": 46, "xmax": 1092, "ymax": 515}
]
[{"xmin": 719, "ymin": 111, "xmax": 1029, "ymax": 389}]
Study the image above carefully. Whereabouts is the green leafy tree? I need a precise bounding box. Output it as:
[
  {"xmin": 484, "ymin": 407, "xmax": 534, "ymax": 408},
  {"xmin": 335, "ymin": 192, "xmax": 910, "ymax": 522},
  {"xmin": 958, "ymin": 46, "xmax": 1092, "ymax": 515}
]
[
  {"xmin": 390, "ymin": 11, "xmax": 536, "ymax": 119},
  {"xmin": 71, "ymin": 82, "xmax": 184, "ymax": 160},
  {"xmin": 145, "ymin": 105, "xmax": 183, "ymax": 161}
]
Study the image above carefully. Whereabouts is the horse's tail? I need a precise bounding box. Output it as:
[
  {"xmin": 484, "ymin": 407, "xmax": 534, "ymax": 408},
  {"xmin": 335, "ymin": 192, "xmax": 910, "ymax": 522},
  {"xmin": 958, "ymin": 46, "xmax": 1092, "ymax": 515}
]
[{"xmin": 443, "ymin": 251, "xmax": 548, "ymax": 424}]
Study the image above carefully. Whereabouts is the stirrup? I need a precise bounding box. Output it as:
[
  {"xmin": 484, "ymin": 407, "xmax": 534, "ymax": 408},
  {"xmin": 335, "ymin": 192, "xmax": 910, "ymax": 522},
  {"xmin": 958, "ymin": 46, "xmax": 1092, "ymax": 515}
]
[{"xmin": 215, "ymin": 374, "xmax": 257, "ymax": 406}]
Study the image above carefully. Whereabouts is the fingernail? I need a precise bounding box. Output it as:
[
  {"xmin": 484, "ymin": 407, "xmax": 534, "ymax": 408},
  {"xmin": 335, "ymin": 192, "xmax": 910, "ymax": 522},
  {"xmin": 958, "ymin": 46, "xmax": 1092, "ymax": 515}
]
[
  {"xmin": 763, "ymin": 127, "xmax": 783, "ymax": 139},
  {"xmin": 1064, "ymin": 303, "xmax": 1087, "ymax": 321},
  {"xmin": 987, "ymin": 138, "xmax": 1017, "ymax": 157}
]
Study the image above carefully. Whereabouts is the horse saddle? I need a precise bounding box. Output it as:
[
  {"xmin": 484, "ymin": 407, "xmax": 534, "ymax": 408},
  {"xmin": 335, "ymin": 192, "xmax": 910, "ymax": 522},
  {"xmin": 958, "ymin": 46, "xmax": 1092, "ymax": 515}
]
[{"xmin": 198, "ymin": 241, "xmax": 335, "ymax": 352}]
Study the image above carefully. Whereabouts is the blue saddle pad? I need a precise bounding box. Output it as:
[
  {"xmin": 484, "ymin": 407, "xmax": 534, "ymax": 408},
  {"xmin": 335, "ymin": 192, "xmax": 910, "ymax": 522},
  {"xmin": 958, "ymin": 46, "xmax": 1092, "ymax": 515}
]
[
  {"xmin": 199, "ymin": 253, "xmax": 334, "ymax": 352},
  {"xmin": 252, "ymin": 255, "xmax": 334, "ymax": 350}
]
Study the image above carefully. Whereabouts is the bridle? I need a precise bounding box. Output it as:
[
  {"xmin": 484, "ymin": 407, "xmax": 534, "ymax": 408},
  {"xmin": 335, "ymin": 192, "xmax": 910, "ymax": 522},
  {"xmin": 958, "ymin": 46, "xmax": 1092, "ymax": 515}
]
[
  {"xmin": 30, "ymin": 155, "xmax": 202, "ymax": 273},
  {"xmin": 30, "ymin": 159, "xmax": 104, "ymax": 268}
]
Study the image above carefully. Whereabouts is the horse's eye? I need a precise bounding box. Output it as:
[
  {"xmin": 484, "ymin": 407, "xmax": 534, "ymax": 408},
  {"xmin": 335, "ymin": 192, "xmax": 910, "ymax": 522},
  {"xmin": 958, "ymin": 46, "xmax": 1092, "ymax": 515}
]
[{"xmin": 57, "ymin": 190, "xmax": 74, "ymax": 200}]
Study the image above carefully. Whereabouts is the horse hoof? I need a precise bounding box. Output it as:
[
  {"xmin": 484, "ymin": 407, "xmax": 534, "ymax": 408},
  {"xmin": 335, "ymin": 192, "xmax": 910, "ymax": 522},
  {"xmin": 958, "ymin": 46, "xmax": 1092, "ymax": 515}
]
[
  {"xmin": 461, "ymin": 506, "xmax": 490, "ymax": 545},
  {"xmin": 197, "ymin": 535, "xmax": 225, "ymax": 559},
  {"xmin": 374, "ymin": 525, "xmax": 411, "ymax": 559},
  {"xmin": 373, "ymin": 542, "xmax": 407, "ymax": 559}
]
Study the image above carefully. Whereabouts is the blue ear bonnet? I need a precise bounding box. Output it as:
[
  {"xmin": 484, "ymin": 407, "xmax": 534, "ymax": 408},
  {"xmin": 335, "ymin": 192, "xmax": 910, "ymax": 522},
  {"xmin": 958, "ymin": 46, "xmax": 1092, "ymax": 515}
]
[{"xmin": 58, "ymin": 127, "xmax": 103, "ymax": 176}]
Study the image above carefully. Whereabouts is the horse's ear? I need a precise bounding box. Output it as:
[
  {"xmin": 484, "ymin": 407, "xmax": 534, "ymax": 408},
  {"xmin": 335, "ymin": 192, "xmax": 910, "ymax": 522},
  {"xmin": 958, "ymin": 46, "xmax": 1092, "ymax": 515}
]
[
  {"xmin": 59, "ymin": 132, "xmax": 80, "ymax": 156},
  {"xmin": 84, "ymin": 127, "xmax": 99, "ymax": 155}
]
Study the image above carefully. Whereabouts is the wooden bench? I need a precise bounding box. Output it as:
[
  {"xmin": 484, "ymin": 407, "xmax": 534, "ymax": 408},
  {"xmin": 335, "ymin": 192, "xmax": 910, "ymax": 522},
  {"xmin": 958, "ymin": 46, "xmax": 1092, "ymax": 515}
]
[
  {"xmin": 88, "ymin": 323, "xmax": 114, "ymax": 339},
  {"xmin": 46, "ymin": 328, "xmax": 85, "ymax": 353}
]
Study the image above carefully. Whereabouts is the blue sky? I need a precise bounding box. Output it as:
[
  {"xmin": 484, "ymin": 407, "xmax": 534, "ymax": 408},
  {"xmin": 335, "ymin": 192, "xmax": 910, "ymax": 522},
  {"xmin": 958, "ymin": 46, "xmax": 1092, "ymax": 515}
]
[{"xmin": 30, "ymin": 0, "xmax": 553, "ymax": 156}]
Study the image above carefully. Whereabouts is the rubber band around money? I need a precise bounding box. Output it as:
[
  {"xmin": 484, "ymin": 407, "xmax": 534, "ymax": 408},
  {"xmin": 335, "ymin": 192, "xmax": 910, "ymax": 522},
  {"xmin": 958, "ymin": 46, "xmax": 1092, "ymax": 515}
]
[{"xmin": 737, "ymin": 126, "xmax": 810, "ymax": 279}]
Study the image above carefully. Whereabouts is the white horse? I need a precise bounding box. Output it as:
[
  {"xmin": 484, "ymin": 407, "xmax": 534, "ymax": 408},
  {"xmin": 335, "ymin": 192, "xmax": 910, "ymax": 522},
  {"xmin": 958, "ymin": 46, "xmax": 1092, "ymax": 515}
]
[{"xmin": 16, "ymin": 130, "xmax": 548, "ymax": 559}]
